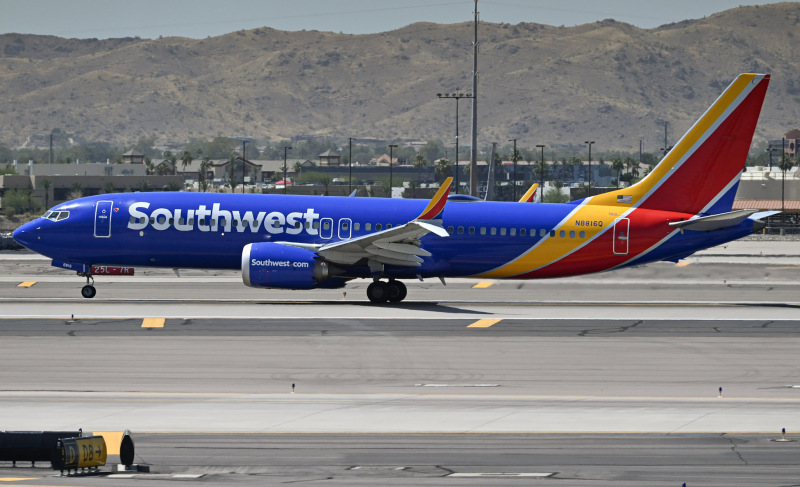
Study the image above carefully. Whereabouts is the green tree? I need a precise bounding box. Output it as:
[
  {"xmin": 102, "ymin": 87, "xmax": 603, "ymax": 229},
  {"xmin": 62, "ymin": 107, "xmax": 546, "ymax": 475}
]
[
  {"xmin": 611, "ymin": 157, "xmax": 625, "ymax": 188},
  {"xmin": 68, "ymin": 182, "xmax": 83, "ymax": 201},
  {"xmin": 102, "ymin": 181, "xmax": 116, "ymax": 194},
  {"xmin": 435, "ymin": 158, "xmax": 452, "ymax": 183},
  {"xmin": 413, "ymin": 153, "xmax": 427, "ymax": 190},
  {"xmin": 38, "ymin": 178, "xmax": 52, "ymax": 209},
  {"xmin": 180, "ymin": 150, "xmax": 194, "ymax": 173},
  {"xmin": 543, "ymin": 180, "xmax": 570, "ymax": 203}
]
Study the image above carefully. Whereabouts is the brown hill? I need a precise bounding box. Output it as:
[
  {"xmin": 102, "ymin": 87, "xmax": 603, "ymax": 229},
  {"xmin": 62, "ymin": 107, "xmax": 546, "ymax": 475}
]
[{"xmin": 0, "ymin": 2, "xmax": 798, "ymax": 153}]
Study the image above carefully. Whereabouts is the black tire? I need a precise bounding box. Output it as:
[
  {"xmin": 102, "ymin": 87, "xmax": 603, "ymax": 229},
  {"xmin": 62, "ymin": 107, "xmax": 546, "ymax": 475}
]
[
  {"xmin": 367, "ymin": 281, "xmax": 389, "ymax": 303},
  {"xmin": 387, "ymin": 280, "xmax": 407, "ymax": 302},
  {"xmin": 81, "ymin": 285, "xmax": 96, "ymax": 299}
]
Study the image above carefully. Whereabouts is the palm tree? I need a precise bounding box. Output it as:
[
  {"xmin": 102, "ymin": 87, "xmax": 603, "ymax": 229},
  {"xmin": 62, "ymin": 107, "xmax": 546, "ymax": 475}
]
[
  {"xmin": 779, "ymin": 152, "xmax": 794, "ymax": 212},
  {"xmin": 199, "ymin": 156, "xmax": 212, "ymax": 191},
  {"xmin": 413, "ymin": 153, "xmax": 427, "ymax": 188},
  {"xmin": 611, "ymin": 157, "xmax": 625, "ymax": 188},
  {"xmin": 180, "ymin": 150, "xmax": 194, "ymax": 174},
  {"xmin": 38, "ymin": 178, "xmax": 52, "ymax": 209},
  {"xmin": 435, "ymin": 158, "xmax": 452, "ymax": 183}
]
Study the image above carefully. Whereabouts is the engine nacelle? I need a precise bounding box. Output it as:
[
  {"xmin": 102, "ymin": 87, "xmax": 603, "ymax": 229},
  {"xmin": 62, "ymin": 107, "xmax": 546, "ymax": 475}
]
[{"xmin": 242, "ymin": 242, "xmax": 333, "ymax": 289}]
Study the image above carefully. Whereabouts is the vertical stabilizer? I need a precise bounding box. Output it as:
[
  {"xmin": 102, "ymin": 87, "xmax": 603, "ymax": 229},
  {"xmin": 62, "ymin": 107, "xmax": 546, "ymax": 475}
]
[{"xmin": 589, "ymin": 73, "xmax": 770, "ymax": 215}]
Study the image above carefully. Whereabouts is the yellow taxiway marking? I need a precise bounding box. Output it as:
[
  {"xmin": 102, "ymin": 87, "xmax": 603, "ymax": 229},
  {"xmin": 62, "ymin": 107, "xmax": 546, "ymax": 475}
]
[
  {"xmin": 0, "ymin": 479, "xmax": 37, "ymax": 482},
  {"xmin": 472, "ymin": 281, "xmax": 495, "ymax": 288},
  {"xmin": 468, "ymin": 318, "xmax": 502, "ymax": 328},
  {"xmin": 142, "ymin": 318, "xmax": 165, "ymax": 328},
  {"xmin": 17, "ymin": 282, "xmax": 36, "ymax": 288},
  {"xmin": 675, "ymin": 261, "xmax": 691, "ymax": 267},
  {"xmin": 93, "ymin": 431, "xmax": 123, "ymax": 455}
]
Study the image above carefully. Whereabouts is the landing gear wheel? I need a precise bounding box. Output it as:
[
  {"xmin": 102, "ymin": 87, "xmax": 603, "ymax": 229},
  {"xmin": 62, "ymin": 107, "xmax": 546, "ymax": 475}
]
[
  {"xmin": 387, "ymin": 280, "xmax": 407, "ymax": 302},
  {"xmin": 367, "ymin": 281, "xmax": 390, "ymax": 303},
  {"xmin": 81, "ymin": 285, "xmax": 96, "ymax": 299}
]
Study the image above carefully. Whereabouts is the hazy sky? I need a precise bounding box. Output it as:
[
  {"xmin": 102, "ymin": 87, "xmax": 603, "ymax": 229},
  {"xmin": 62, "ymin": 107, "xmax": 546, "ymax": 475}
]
[{"xmin": 0, "ymin": 0, "xmax": 784, "ymax": 39}]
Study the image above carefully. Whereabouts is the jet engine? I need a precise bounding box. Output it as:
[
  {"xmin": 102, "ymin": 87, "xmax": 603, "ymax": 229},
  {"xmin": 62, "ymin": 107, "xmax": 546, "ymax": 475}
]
[{"xmin": 241, "ymin": 242, "xmax": 343, "ymax": 289}]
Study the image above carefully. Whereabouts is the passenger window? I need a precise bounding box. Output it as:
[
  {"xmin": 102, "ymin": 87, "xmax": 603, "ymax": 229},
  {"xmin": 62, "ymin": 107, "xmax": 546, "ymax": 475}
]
[
  {"xmin": 169, "ymin": 218, "xmax": 175, "ymax": 225},
  {"xmin": 539, "ymin": 229, "xmax": 546, "ymax": 237},
  {"xmin": 313, "ymin": 221, "xmax": 320, "ymax": 229},
  {"xmin": 129, "ymin": 216, "xmax": 135, "ymax": 224},
  {"xmin": 520, "ymin": 228, "xmax": 527, "ymax": 237},
  {"xmin": 457, "ymin": 226, "xmax": 464, "ymax": 234},
  {"xmin": 150, "ymin": 217, "xmax": 155, "ymax": 224},
  {"xmin": 490, "ymin": 227, "xmax": 497, "ymax": 235},
  {"xmin": 559, "ymin": 230, "xmax": 565, "ymax": 237},
  {"xmin": 376, "ymin": 224, "xmax": 382, "ymax": 231},
  {"xmin": 510, "ymin": 228, "xmax": 516, "ymax": 236},
  {"xmin": 365, "ymin": 223, "xmax": 371, "ymax": 231},
  {"xmin": 342, "ymin": 222, "xmax": 349, "ymax": 230},
  {"xmin": 570, "ymin": 230, "xmax": 575, "ymax": 238},
  {"xmin": 323, "ymin": 221, "xmax": 331, "ymax": 230},
  {"xmin": 500, "ymin": 228, "xmax": 507, "ymax": 236},
  {"xmin": 387, "ymin": 224, "xmax": 392, "ymax": 229},
  {"xmin": 179, "ymin": 218, "xmax": 185, "ymax": 225},
  {"xmin": 189, "ymin": 218, "xmax": 195, "ymax": 226},
  {"xmin": 447, "ymin": 226, "xmax": 454, "ymax": 233},
  {"xmin": 579, "ymin": 231, "xmax": 586, "ymax": 238},
  {"xmin": 210, "ymin": 219, "xmax": 216, "ymax": 227},
  {"xmin": 480, "ymin": 227, "xmax": 486, "ymax": 235},
  {"xmin": 550, "ymin": 230, "xmax": 556, "ymax": 237},
  {"xmin": 469, "ymin": 227, "xmax": 475, "ymax": 235},
  {"xmin": 354, "ymin": 222, "xmax": 360, "ymax": 231}
]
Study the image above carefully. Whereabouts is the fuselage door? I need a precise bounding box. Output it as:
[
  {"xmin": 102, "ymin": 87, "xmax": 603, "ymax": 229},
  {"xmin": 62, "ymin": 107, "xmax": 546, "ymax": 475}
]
[
  {"xmin": 613, "ymin": 218, "xmax": 630, "ymax": 255},
  {"xmin": 94, "ymin": 200, "xmax": 113, "ymax": 238},
  {"xmin": 338, "ymin": 218, "xmax": 352, "ymax": 240},
  {"xmin": 320, "ymin": 217, "xmax": 334, "ymax": 239}
]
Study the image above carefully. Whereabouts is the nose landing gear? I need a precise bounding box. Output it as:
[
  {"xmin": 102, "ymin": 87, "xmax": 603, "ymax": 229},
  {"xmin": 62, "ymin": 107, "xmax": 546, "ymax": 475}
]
[{"xmin": 366, "ymin": 279, "xmax": 407, "ymax": 303}]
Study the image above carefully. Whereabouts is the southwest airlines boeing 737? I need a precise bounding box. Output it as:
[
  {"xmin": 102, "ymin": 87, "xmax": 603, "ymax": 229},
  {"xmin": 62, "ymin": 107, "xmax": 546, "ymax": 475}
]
[{"xmin": 14, "ymin": 73, "xmax": 774, "ymax": 303}]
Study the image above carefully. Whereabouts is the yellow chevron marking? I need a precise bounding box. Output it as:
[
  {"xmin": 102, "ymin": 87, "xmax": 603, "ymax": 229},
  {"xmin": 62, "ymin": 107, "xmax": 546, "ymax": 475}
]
[
  {"xmin": 468, "ymin": 318, "xmax": 502, "ymax": 328},
  {"xmin": 479, "ymin": 204, "xmax": 614, "ymax": 277},
  {"xmin": 17, "ymin": 281, "xmax": 36, "ymax": 288},
  {"xmin": 472, "ymin": 281, "xmax": 495, "ymax": 288},
  {"xmin": 142, "ymin": 318, "xmax": 165, "ymax": 328}
]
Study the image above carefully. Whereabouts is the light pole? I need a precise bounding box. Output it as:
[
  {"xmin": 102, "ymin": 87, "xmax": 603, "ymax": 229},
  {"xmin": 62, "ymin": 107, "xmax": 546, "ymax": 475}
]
[
  {"xmin": 509, "ymin": 138, "xmax": 517, "ymax": 201},
  {"xmin": 348, "ymin": 137, "xmax": 355, "ymax": 194},
  {"xmin": 283, "ymin": 146, "xmax": 292, "ymax": 195},
  {"xmin": 584, "ymin": 140, "xmax": 594, "ymax": 190},
  {"xmin": 766, "ymin": 147, "xmax": 776, "ymax": 171},
  {"xmin": 437, "ymin": 92, "xmax": 473, "ymax": 194},
  {"xmin": 232, "ymin": 136, "xmax": 254, "ymax": 193},
  {"xmin": 388, "ymin": 144, "xmax": 398, "ymax": 198},
  {"xmin": 536, "ymin": 144, "xmax": 545, "ymax": 201}
]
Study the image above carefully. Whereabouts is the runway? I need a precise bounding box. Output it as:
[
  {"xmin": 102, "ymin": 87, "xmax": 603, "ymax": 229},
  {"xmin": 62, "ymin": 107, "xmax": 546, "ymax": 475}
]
[{"xmin": 1, "ymin": 240, "xmax": 800, "ymax": 485}]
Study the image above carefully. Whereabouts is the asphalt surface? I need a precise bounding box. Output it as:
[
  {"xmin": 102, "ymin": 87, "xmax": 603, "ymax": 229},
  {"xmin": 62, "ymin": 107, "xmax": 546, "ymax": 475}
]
[{"xmin": 1, "ymin": 241, "xmax": 800, "ymax": 485}]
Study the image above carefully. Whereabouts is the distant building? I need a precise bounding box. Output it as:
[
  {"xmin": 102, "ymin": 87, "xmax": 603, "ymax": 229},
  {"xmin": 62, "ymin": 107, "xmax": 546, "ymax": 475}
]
[
  {"xmin": 318, "ymin": 150, "xmax": 341, "ymax": 166},
  {"xmin": 121, "ymin": 150, "xmax": 145, "ymax": 164},
  {"xmin": 785, "ymin": 128, "xmax": 800, "ymax": 157}
]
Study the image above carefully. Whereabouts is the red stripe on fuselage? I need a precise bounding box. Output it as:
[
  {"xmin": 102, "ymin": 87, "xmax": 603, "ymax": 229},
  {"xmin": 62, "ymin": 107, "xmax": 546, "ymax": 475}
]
[{"xmin": 513, "ymin": 209, "xmax": 690, "ymax": 279}]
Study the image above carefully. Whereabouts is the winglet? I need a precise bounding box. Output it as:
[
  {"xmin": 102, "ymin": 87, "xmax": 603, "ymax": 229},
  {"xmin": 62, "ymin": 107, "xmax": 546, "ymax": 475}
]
[
  {"xmin": 415, "ymin": 177, "xmax": 453, "ymax": 220},
  {"xmin": 518, "ymin": 183, "xmax": 539, "ymax": 203}
]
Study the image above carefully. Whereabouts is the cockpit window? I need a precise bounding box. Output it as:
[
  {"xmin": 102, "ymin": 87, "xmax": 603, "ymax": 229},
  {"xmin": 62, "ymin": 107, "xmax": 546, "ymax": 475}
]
[{"xmin": 43, "ymin": 211, "xmax": 70, "ymax": 221}]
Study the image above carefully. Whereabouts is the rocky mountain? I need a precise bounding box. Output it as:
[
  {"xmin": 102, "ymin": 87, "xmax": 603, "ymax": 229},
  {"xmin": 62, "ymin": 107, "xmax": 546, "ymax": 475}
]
[{"xmin": 0, "ymin": 2, "xmax": 798, "ymax": 153}]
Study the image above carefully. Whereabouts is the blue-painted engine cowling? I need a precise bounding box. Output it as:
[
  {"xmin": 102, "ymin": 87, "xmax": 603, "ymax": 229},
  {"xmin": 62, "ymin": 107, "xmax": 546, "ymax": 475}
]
[{"xmin": 242, "ymin": 242, "xmax": 338, "ymax": 289}]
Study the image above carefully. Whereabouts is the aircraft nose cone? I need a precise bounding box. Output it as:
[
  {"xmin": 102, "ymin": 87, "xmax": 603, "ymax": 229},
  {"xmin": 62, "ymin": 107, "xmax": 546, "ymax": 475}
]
[{"xmin": 12, "ymin": 222, "xmax": 35, "ymax": 249}]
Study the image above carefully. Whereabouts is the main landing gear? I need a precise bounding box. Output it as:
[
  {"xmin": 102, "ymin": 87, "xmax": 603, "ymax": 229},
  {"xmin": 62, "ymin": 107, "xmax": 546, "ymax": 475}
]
[
  {"xmin": 366, "ymin": 279, "xmax": 407, "ymax": 304},
  {"xmin": 79, "ymin": 273, "xmax": 96, "ymax": 299}
]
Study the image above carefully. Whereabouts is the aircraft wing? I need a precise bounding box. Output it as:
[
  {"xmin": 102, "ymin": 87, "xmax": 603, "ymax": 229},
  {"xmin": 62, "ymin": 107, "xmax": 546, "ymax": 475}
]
[{"xmin": 280, "ymin": 177, "xmax": 453, "ymax": 268}]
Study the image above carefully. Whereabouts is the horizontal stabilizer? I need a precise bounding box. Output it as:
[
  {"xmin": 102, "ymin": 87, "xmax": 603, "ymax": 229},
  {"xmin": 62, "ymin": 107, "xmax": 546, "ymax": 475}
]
[{"xmin": 668, "ymin": 209, "xmax": 758, "ymax": 232}]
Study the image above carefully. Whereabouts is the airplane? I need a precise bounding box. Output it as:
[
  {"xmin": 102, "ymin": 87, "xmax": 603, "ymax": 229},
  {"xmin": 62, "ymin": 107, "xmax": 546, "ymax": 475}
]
[
  {"xmin": 518, "ymin": 183, "xmax": 539, "ymax": 203},
  {"xmin": 13, "ymin": 73, "xmax": 774, "ymax": 303}
]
